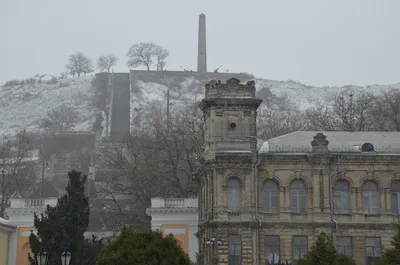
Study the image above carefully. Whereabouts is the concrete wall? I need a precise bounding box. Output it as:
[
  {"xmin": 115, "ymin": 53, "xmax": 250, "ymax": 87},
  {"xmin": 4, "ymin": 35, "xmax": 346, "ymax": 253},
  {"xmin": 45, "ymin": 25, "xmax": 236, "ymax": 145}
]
[{"xmin": 109, "ymin": 73, "xmax": 130, "ymax": 137}]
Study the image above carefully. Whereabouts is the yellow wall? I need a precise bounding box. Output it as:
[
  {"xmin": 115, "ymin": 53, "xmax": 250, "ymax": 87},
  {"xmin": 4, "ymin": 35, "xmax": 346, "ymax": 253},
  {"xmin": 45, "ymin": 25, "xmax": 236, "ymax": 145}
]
[
  {"xmin": 161, "ymin": 224, "xmax": 189, "ymax": 255},
  {"xmin": 0, "ymin": 230, "xmax": 9, "ymax": 265},
  {"xmin": 16, "ymin": 227, "xmax": 34, "ymax": 265}
]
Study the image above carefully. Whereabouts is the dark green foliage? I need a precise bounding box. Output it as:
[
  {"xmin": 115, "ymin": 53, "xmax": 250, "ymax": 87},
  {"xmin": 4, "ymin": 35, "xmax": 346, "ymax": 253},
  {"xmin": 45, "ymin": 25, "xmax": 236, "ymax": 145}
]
[
  {"xmin": 97, "ymin": 227, "xmax": 191, "ymax": 265},
  {"xmin": 297, "ymin": 233, "xmax": 356, "ymax": 265},
  {"xmin": 28, "ymin": 170, "xmax": 89, "ymax": 265},
  {"xmin": 81, "ymin": 236, "xmax": 105, "ymax": 265},
  {"xmin": 376, "ymin": 221, "xmax": 400, "ymax": 265}
]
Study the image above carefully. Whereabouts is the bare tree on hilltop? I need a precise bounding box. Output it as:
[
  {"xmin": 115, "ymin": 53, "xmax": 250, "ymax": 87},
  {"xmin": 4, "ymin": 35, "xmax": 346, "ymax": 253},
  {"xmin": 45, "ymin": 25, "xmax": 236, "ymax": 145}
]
[
  {"xmin": 97, "ymin": 54, "xmax": 119, "ymax": 73},
  {"xmin": 66, "ymin": 52, "xmax": 94, "ymax": 77},
  {"xmin": 38, "ymin": 104, "xmax": 79, "ymax": 134},
  {"xmin": 95, "ymin": 102, "xmax": 202, "ymax": 227},
  {"xmin": 0, "ymin": 130, "xmax": 36, "ymax": 217},
  {"xmin": 126, "ymin": 42, "xmax": 169, "ymax": 71}
]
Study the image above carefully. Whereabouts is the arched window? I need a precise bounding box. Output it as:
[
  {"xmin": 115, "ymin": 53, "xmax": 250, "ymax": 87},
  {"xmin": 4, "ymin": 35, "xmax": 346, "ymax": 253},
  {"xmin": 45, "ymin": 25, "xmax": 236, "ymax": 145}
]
[
  {"xmin": 334, "ymin": 180, "xmax": 350, "ymax": 213},
  {"xmin": 290, "ymin": 180, "xmax": 307, "ymax": 213},
  {"xmin": 227, "ymin": 178, "xmax": 241, "ymax": 212},
  {"xmin": 262, "ymin": 180, "xmax": 279, "ymax": 213},
  {"xmin": 391, "ymin": 180, "xmax": 400, "ymax": 213},
  {"xmin": 363, "ymin": 181, "xmax": 380, "ymax": 214}
]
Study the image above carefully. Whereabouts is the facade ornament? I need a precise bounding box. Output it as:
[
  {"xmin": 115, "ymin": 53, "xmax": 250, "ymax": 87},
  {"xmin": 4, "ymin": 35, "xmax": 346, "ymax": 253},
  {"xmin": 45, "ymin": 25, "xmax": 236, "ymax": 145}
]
[
  {"xmin": 293, "ymin": 170, "xmax": 302, "ymax": 180},
  {"xmin": 311, "ymin": 133, "xmax": 329, "ymax": 154},
  {"xmin": 365, "ymin": 171, "xmax": 374, "ymax": 180}
]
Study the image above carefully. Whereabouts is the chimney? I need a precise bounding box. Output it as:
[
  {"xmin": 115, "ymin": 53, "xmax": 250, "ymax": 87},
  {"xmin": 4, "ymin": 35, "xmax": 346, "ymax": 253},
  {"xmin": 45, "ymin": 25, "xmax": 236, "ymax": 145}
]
[{"xmin": 197, "ymin": 13, "xmax": 207, "ymax": 73}]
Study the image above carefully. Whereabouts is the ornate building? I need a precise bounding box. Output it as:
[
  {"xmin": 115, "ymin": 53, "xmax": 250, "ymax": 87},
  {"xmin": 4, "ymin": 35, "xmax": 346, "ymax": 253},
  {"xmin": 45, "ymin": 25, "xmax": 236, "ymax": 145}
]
[
  {"xmin": 196, "ymin": 78, "xmax": 400, "ymax": 265},
  {"xmin": 146, "ymin": 197, "xmax": 199, "ymax": 262}
]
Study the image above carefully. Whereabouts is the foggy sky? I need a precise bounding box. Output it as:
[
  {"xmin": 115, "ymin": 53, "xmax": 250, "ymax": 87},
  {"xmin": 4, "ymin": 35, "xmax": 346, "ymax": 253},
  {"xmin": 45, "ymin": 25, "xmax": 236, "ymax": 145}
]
[{"xmin": 1, "ymin": 0, "xmax": 399, "ymax": 87}]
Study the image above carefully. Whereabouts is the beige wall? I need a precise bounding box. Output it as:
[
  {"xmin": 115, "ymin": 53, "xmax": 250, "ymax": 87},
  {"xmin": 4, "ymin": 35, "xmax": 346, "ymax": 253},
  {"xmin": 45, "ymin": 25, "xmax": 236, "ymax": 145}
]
[{"xmin": 0, "ymin": 230, "xmax": 9, "ymax": 265}]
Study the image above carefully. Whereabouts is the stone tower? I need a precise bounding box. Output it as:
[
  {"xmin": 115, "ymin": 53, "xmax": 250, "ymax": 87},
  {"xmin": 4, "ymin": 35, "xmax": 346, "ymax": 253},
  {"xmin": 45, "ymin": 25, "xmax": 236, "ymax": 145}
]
[
  {"xmin": 197, "ymin": 78, "xmax": 262, "ymax": 265},
  {"xmin": 197, "ymin": 13, "xmax": 207, "ymax": 73}
]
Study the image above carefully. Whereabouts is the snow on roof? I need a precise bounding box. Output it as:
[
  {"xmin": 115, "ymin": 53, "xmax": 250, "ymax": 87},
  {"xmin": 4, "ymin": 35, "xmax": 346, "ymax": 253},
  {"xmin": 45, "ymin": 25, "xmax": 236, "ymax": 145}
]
[{"xmin": 259, "ymin": 131, "xmax": 400, "ymax": 154}]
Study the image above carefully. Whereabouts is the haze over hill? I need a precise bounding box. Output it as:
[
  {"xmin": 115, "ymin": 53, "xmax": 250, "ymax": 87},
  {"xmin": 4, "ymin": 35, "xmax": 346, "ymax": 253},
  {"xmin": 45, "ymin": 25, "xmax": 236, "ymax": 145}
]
[{"xmin": 1, "ymin": 72, "xmax": 399, "ymax": 136}]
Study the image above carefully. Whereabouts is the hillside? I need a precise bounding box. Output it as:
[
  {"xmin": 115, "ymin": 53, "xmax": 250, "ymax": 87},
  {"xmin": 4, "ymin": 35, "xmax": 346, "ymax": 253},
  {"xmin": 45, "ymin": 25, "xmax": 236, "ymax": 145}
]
[{"xmin": 1, "ymin": 72, "xmax": 400, "ymax": 136}]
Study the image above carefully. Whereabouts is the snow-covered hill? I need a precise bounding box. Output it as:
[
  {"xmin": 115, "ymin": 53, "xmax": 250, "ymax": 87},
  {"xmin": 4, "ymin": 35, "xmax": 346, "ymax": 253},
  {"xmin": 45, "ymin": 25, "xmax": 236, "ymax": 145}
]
[{"xmin": 1, "ymin": 72, "xmax": 399, "ymax": 136}]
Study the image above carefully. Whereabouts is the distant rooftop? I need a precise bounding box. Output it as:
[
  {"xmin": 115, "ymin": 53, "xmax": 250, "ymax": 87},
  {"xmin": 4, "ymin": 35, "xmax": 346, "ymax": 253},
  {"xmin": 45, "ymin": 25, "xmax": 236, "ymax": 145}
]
[{"xmin": 259, "ymin": 131, "xmax": 400, "ymax": 154}]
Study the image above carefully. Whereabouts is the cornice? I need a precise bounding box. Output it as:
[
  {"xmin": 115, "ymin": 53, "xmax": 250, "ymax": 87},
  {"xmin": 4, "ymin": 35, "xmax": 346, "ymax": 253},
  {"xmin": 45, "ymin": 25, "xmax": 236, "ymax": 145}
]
[{"xmin": 146, "ymin": 208, "xmax": 198, "ymax": 214}]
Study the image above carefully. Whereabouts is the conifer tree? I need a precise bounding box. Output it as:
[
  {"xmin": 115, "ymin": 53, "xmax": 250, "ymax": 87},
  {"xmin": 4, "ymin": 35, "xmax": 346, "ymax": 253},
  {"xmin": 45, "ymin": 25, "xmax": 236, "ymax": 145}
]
[
  {"xmin": 297, "ymin": 232, "xmax": 355, "ymax": 265},
  {"xmin": 376, "ymin": 221, "xmax": 400, "ymax": 265},
  {"xmin": 96, "ymin": 227, "xmax": 191, "ymax": 265},
  {"xmin": 28, "ymin": 170, "xmax": 90, "ymax": 265}
]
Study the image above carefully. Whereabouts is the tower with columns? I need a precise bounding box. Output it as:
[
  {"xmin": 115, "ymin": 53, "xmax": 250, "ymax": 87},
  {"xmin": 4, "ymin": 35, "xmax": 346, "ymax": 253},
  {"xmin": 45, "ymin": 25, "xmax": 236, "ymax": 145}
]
[{"xmin": 197, "ymin": 78, "xmax": 262, "ymax": 265}]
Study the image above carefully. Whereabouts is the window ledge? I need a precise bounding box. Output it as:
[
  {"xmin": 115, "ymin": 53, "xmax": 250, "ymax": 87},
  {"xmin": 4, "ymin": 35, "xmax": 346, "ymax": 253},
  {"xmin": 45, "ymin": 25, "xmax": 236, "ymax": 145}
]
[
  {"xmin": 334, "ymin": 212, "xmax": 352, "ymax": 216},
  {"xmin": 364, "ymin": 214, "xmax": 381, "ymax": 217}
]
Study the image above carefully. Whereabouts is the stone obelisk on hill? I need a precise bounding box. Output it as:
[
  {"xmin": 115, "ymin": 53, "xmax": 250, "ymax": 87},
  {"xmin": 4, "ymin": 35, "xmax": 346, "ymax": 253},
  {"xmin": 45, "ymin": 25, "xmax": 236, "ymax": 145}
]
[{"xmin": 197, "ymin": 13, "xmax": 207, "ymax": 73}]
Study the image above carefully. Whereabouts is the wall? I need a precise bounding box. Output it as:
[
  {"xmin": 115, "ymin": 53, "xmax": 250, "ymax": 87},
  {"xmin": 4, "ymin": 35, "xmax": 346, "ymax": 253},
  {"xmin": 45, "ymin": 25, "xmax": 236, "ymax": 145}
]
[
  {"xmin": 147, "ymin": 197, "xmax": 199, "ymax": 262},
  {"xmin": 15, "ymin": 227, "xmax": 35, "ymax": 265},
  {"xmin": 0, "ymin": 230, "xmax": 9, "ymax": 265}
]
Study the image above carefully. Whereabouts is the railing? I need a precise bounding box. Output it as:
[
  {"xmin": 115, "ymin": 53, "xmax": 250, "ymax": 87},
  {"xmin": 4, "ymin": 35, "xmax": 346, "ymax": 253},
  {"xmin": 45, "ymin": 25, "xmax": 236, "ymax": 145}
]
[
  {"xmin": 25, "ymin": 199, "xmax": 45, "ymax": 207},
  {"xmin": 165, "ymin": 198, "xmax": 185, "ymax": 207}
]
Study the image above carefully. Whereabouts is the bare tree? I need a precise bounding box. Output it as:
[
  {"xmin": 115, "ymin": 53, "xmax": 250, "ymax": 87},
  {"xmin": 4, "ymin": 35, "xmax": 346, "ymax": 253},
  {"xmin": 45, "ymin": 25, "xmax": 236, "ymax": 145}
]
[
  {"xmin": 94, "ymin": 102, "xmax": 202, "ymax": 227},
  {"xmin": 372, "ymin": 88, "xmax": 400, "ymax": 131},
  {"xmin": 96, "ymin": 132, "xmax": 167, "ymax": 227},
  {"xmin": 39, "ymin": 104, "xmax": 79, "ymax": 133},
  {"xmin": 155, "ymin": 46, "xmax": 169, "ymax": 71},
  {"xmin": 258, "ymin": 99, "xmax": 309, "ymax": 139},
  {"xmin": 66, "ymin": 52, "xmax": 94, "ymax": 77},
  {"xmin": 126, "ymin": 43, "xmax": 169, "ymax": 71},
  {"xmin": 305, "ymin": 91, "xmax": 377, "ymax": 131},
  {"xmin": 96, "ymin": 54, "xmax": 118, "ymax": 73},
  {"xmin": 0, "ymin": 130, "xmax": 36, "ymax": 217}
]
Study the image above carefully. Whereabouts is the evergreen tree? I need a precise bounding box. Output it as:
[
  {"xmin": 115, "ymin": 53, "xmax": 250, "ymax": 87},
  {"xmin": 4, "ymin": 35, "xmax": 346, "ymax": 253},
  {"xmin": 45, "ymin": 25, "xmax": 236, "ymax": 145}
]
[
  {"xmin": 297, "ymin": 232, "xmax": 355, "ymax": 265},
  {"xmin": 376, "ymin": 221, "xmax": 400, "ymax": 265},
  {"xmin": 28, "ymin": 170, "xmax": 89, "ymax": 265},
  {"xmin": 96, "ymin": 227, "xmax": 191, "ymax": 265}
]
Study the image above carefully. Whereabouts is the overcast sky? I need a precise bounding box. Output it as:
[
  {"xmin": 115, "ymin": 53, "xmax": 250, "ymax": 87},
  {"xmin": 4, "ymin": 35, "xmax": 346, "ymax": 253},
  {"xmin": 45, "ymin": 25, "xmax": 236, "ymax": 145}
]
[{"xmin": 1, "ymin": 0, "xmax": 399, "ymax": 87}]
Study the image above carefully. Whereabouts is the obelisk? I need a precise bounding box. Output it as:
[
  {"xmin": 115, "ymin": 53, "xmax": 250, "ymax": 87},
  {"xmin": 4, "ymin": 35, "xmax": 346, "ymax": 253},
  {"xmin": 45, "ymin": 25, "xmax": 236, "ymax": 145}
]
[{"xmin": 197, "ymin": 13, "xmax": 207, "ymax": 73}]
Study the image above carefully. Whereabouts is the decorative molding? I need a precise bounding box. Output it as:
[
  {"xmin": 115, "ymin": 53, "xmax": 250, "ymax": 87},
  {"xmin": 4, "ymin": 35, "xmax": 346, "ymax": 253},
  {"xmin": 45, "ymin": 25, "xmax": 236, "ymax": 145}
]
[
  {"xmin": 365, "ymin": 171, "xmax": 374, "ymax": 180},
  {"xmin": 243, "ymin": 110, "xmax": 251, "ymax": 116},
  {"xmin": 215, "ymin": 110, "xmax": 223, "ymax": 116}
]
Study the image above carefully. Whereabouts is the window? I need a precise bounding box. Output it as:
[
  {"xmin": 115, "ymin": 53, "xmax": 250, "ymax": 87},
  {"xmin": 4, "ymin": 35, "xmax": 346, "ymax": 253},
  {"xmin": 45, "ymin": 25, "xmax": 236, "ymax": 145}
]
[
  {"xmin": 228, "ymin": 235, "xmax": 241, "ymax": 265},
  {"xmin": 334, "ymin": 180, "xmax": 350, "ymax": 213},
  {"xmin": 391, "ymin": 180, "xmax": 400, "ymax": 213},
  {"xmin": 365, "ymin": 237, "xmax": 381, "ymax": 265},
  {"xmin": 265, "ymin": 236, "xmax": 280, "ymax": 264},
  {"xmin": 292, "ymin": 236, "xmax": 307, "ymax": 264},
  {"xmin": 227, "ymin": 178, "xmax": 241, "ymax": 212},
  {"xmin": 263, "ymin": 180, "xmax": 279, "ymax": 213},
  {"xmin": 290, "ymin": 180, "xmax": 307, "ymax": 213},
  {"xmin": 336, "ymin": 236, "xmax": 352, "ymax": 257},
  {"xmin": 363, "ymin": 181, "xmax": 380, "ymax": 214}
]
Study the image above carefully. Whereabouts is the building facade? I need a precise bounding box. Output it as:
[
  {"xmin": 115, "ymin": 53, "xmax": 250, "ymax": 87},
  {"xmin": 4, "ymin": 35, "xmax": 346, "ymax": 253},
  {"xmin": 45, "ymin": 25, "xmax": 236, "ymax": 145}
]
[
  {"xmin": 5, "ymin": 182, "xmax": 59, "ymax": 265},
  {"xmin": 196, "ymin": 78, "xmax": 400, "ymax": 265},
  {"xmin": 0, "ymin": 218, "xmax": 16, "ymax": 265},
  {"xmin": 146, "ymin": 197, "xmax": 198, "ymax": 262}
]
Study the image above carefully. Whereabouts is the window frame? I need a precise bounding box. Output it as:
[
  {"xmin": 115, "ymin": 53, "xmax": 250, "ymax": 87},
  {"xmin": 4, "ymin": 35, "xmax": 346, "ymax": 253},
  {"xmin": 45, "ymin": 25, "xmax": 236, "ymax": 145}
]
[
  {"xmin": 292, "ymin": 236, "xmax": 308, "ymax": 264},
  {"xmin": 391, "ymin": 180, "xmax": 400, "ymax": 213},
  {"xmin": 336, "ymin": 236, "xmax": 352, "ymax": 257},
  {"xmin": 227, "ymin": 178, "xmax": 242, "ymax": 212},
  {"xmin": 228, "ymin": 235, "xmax": 241, "ymax": 265},
  {"xmin": 363, "ymin": 181, "xmax": 380, "ymax": 214},
  {"xmin": 262, "ymin": 180, "xmax": 279, "ymax": 213},
  {"xmin": 333, "ymin": 180, "xmax": 350, "ymax": 213},
  {"xmin": 264, "ymin": 235, "xmax": 280, "ymax": 264},
  {"xmin": 290, "ymin": 180, "xmax": 307, "ymax": 214},
  {"xmin": 365, "ymin": 237, "xmax": 381, "ymax": 265}
]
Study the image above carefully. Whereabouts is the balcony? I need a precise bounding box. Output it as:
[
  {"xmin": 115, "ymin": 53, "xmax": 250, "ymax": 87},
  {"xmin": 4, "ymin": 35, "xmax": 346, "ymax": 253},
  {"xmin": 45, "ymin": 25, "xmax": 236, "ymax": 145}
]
[{"xmin": 150, "ymin": 197, "xmax": 198, "ymax": 208}]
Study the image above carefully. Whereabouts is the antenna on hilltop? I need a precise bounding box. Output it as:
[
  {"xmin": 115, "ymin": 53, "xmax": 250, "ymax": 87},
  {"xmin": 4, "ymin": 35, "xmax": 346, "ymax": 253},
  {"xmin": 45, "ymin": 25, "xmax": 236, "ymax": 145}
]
[{"xmin": 213, "ymin": 65, "xmax": 222, "ymax": 73}]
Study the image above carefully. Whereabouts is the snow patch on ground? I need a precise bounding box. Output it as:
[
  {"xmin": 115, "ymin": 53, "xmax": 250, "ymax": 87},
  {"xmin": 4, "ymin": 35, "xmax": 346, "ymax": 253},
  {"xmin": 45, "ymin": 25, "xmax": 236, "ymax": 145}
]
[{"xmin": 2, "ymin": 73, "xmax": 400, "ymax": 136}]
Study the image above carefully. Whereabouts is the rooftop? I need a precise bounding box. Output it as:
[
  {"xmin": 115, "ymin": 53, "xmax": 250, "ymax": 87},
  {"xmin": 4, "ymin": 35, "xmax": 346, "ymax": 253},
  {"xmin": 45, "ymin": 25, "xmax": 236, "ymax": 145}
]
[{"xmin": 259, "ymin": 131, "xmax": 400, "ymax": 154}]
